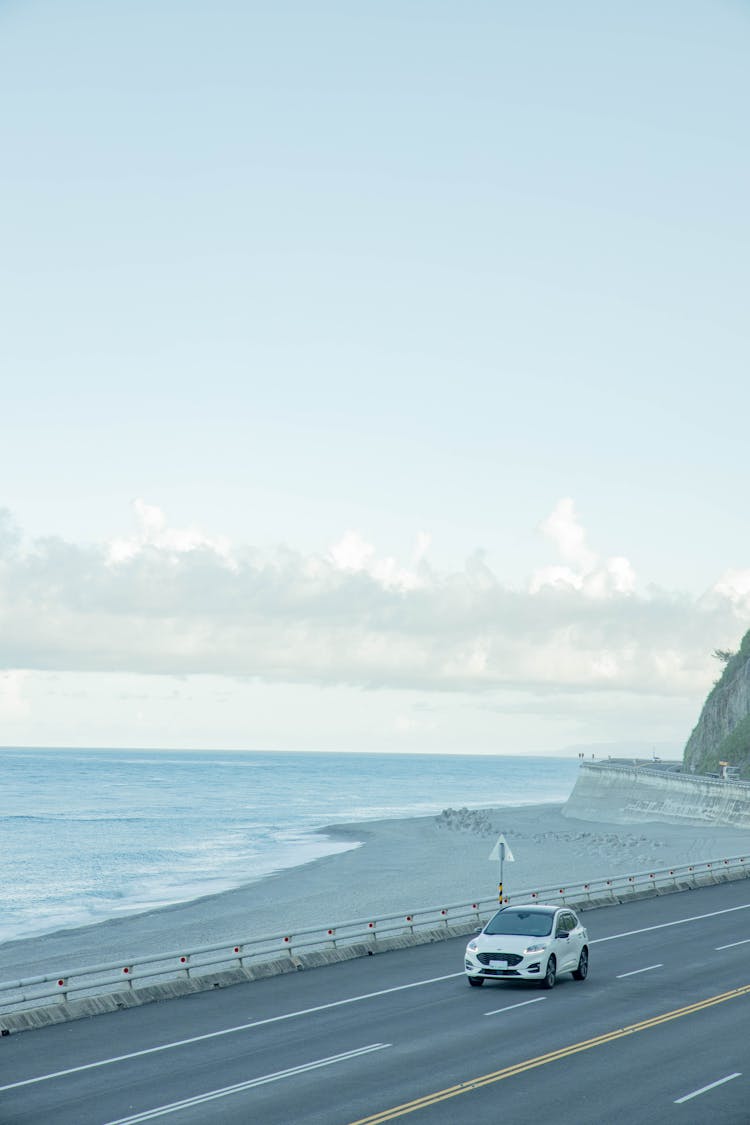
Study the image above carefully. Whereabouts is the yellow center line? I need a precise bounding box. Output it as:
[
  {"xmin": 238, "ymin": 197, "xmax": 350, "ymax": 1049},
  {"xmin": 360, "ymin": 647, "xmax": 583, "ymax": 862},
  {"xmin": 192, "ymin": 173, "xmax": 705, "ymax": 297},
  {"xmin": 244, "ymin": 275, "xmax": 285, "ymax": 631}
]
[{"xmin": 349, "ymin": 983, "xmax": 750, "ymax": 1124}]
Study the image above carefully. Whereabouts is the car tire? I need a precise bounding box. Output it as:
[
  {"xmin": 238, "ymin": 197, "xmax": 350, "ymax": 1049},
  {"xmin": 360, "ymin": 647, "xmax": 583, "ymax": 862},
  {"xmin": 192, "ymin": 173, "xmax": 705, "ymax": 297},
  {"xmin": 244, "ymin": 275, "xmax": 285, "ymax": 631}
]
[
  {"xmin": 541, "ymin": 955, "xmax": 556, "ymax": 989},
  {"xmin": 468, "ymin": 976, "xmax": 484, "ymax": 987},
  {"xmin": 573, "ymin": 947, "xmax": 588, "ymax": 981}
]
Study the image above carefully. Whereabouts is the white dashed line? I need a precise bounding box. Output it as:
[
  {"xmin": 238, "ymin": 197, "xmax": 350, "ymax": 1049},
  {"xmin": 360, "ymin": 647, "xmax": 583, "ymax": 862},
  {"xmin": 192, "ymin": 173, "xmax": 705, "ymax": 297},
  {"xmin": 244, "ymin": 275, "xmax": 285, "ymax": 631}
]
[
  {"xmin": 674, "ymin": 1072, "xmax": 741, "ymax": 1104},
  {"xmin": 484, "ymin": 997, "xmax": 547, "ymax": 1016}
]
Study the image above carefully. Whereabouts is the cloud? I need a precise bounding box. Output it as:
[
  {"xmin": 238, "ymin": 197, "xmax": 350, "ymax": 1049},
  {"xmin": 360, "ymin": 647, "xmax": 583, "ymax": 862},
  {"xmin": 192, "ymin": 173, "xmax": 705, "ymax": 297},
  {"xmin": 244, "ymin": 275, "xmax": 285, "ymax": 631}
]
[
  {"xmin": 0, "ymin": 670, "xmax": 29, "ymax": 718},
  {"xmin": 0, "ymin": 500, "xmax": 747, "ymax": 706},
  {"xmin": 531, "ymin": 498, "xmax": 636, "ymax": 597},
  {"xmin": 538, "ymin": 497, "xmax": 597, "ymax": 570},
  {"xmin": 328, "ymin": 529, "xmax": 429, "ymax": 590},
  {"xmin": 713, "ymin": 568, "xmax": 750, "ymax": 613},
  {"xmin": 107, "ymin": 498, "xmax": 237, "ymax": 569}
]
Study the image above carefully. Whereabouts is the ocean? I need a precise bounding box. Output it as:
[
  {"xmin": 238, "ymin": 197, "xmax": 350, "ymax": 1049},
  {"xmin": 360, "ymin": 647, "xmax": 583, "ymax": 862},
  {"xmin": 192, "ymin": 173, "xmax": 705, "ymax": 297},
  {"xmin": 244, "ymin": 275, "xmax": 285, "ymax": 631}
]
[{"xmin": 0, "ymin": 748, "xmax": 578, "ymax": 945}]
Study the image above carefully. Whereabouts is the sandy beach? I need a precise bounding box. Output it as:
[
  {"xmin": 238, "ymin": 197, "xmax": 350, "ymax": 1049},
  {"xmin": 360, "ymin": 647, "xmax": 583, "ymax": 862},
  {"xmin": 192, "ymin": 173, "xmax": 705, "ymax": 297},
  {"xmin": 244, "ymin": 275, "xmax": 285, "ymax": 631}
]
[{"xmin": 2, "ymin": 801, "xmax": 749, "ymax": 984}]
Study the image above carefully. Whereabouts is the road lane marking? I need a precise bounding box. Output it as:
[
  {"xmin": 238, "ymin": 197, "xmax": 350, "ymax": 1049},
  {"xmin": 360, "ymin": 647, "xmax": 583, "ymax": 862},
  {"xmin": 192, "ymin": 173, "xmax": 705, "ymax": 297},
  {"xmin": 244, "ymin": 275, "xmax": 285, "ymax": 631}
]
[
  {"xmin": 0, "ymin": 974, "xmax": 460, "ymax": 1093},
  {"xmin": 101, "ymin": 1043, "xmax": 391, "ymax": 1123},
  {"xmin": 716, "ymin": 938, "xmax": 750, "ymax": 950},
  {"xmin": 484, "ymin": 997, "xmax": 546, "ymax": 1016},
  {"xmin": 616, "ymin": 964, "xmax": 663, "ymax": 978},
  {"xmin": 348, "ymin": 984, "xmax": 750, "ymax": 1124},
  {"xmin": 674, "ymin": 1072, "xmax": 741, "ymax": 1103},
  {"xmin": 591, "ymin": 902, "xmax": 750, "ymax": 945}
]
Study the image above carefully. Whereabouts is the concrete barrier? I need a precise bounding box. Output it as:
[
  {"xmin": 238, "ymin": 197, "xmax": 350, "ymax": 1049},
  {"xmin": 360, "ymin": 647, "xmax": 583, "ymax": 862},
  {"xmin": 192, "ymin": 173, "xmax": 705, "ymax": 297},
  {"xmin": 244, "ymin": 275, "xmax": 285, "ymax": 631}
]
[{"xmin": 563, "ymin": 761, "xmax": 750, "ymax": 827}]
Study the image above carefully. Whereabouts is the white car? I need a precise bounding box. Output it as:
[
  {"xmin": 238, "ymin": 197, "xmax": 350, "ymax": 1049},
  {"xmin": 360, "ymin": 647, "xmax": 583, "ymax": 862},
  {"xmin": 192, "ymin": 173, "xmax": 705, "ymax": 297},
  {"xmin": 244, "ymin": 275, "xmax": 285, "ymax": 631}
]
[{"xmin": 465, "ymin": 904, "xmax": 588, "ymax": 989}]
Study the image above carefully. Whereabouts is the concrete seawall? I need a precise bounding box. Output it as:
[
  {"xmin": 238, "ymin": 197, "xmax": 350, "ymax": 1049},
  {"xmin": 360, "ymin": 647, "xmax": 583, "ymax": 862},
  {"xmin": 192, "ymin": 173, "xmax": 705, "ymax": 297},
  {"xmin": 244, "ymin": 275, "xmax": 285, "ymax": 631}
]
[{"xmin": 563, "ymin": 761, "xmax": 750, "ymax": 828}]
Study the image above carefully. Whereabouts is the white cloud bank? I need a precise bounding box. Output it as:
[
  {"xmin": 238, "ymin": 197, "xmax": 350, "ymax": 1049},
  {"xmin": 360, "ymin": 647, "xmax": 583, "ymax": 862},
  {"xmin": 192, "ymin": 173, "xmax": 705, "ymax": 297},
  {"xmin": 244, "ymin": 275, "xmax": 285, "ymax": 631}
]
[{"xmin": 0, "ymin": 499, "xmax": 748, "ymax": 707}]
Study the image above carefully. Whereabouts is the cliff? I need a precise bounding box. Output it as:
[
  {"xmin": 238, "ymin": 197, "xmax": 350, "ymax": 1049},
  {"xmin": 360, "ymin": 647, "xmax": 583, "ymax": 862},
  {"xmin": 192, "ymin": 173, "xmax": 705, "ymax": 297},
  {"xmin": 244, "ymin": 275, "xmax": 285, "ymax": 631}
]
[{"xmin": 683, "ymin": 628, "xmax": 750, "ymax": 778}]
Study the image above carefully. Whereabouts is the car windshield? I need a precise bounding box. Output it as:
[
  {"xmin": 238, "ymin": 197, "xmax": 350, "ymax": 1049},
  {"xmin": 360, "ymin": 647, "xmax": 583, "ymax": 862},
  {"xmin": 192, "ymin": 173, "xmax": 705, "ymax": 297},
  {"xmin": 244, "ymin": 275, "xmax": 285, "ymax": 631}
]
[{"xmin": 484, "ymin": 909, "xmax": 554, "ymax": 937}]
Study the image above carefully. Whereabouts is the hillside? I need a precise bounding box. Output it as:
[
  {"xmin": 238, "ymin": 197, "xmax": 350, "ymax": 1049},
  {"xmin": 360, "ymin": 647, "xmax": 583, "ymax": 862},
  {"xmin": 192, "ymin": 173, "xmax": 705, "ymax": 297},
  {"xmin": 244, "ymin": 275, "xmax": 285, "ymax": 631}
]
[{"xmin": 683, "ymin": 629, "xmax": 750, "ymax": 778}]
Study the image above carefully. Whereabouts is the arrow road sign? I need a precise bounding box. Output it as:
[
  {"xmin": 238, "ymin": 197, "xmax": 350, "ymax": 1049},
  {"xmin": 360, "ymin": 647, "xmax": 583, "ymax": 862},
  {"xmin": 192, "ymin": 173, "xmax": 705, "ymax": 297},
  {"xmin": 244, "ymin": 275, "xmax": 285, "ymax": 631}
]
[{"xmin": 488, "ymin": 834, "xmax": 515, "ymax": 863}]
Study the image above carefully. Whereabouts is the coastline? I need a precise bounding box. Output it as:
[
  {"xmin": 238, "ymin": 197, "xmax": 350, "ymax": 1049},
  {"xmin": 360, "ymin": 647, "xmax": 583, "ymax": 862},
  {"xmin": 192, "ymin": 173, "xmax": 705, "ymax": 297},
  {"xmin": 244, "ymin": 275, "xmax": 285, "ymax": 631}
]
[{"xmin": 2, "ymin": 800, "xmax": 748, "ymax": 983}]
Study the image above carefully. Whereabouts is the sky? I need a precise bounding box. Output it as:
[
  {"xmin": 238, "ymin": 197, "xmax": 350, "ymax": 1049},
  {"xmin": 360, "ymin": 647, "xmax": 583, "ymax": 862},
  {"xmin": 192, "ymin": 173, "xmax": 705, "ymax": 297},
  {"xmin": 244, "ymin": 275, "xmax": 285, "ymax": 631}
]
[{"xmin": 1, "ymin": 0, "xmax": 749, "ymax": 755}]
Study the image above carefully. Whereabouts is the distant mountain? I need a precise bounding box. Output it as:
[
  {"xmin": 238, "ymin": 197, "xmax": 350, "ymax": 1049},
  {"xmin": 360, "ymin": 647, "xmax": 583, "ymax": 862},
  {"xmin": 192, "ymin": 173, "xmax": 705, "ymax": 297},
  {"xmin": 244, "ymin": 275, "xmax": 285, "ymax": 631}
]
[{"xmin": 683, "ymin": 629, "xmax": 750, "ymax": 778}]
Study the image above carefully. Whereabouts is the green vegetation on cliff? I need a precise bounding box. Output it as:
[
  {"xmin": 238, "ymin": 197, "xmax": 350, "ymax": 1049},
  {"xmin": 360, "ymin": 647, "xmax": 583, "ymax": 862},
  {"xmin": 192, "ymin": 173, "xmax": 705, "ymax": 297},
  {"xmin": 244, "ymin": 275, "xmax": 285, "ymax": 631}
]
[
  {"xmin": 683, "ymin": 627, "xmax": 750, "ymax": 779},
  {"xmin": 707, "ymin": 629, "xmax": 750, "ymax": 701},
  {"xmin": 715, "ymin": 714, "xmax": 750, "ymax": 771}
]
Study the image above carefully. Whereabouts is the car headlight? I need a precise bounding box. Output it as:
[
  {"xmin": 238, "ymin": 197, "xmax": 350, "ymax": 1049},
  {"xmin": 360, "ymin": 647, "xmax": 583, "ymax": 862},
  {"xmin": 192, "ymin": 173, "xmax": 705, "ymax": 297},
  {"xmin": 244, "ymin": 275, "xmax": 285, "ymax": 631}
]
[
  {"xmin": 524, "ymin": 943, "xmax": 548, "ymax": 954},
  {"xmin": 466, "ymin": 941, "xmax": 480, "ymax": 953}
]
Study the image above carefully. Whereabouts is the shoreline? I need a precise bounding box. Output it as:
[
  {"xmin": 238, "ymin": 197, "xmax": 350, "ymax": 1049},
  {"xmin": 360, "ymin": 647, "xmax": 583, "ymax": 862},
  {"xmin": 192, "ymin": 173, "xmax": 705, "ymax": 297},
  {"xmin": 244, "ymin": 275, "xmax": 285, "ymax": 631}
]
[{"xmin": 2, "ymin": 801, "xmax": 748, "ymax": 983}]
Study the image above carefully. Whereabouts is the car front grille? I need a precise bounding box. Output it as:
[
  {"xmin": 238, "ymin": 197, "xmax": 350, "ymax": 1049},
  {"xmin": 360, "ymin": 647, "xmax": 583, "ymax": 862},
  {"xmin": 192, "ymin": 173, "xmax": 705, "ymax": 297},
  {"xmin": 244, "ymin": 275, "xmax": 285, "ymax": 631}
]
[{"xmin": 477, "ymin": 952, "xmax": 523, "ymax": 967}]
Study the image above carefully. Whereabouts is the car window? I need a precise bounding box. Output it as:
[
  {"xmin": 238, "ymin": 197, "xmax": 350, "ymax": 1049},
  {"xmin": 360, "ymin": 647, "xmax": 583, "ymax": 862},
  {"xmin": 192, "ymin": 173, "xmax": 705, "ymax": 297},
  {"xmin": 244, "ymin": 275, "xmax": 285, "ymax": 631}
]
[
  {"xmin": 558, "ymin": 912, "xmax": 574, "ymax": 933},
  {"xmin": 555, "ymin": 912, "xmax": 573, "ymax": 936},
  {"xmin": 485, "ymin": 909, "xmax": 554, "ymax": 937}
]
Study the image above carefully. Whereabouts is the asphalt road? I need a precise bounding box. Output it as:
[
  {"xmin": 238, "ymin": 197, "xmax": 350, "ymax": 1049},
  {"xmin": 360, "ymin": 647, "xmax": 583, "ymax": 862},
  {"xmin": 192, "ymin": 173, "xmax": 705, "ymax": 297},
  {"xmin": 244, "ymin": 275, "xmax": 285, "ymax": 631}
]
[{"xmin": 2, "ymin": 880, "xmax": 750, "ymax": 1124}]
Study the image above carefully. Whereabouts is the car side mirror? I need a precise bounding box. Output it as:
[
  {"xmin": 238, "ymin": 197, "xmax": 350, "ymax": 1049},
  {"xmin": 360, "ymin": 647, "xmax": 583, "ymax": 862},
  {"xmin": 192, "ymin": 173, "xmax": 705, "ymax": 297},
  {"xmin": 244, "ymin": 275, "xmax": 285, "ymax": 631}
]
[
  {"xmin": 474, "ymin": 926, "xmax": 483, "ymax": 934},
  {"xmin": 557, "ymin": 930, "xmax": 570, "ymax": 939}
]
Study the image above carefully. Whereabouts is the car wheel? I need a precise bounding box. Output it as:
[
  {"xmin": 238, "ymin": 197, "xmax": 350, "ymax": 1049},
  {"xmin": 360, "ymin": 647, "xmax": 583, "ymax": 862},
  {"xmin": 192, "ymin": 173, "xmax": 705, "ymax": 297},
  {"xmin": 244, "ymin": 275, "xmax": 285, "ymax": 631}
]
[
  {"xmin": 541, "ymin": 955, "xmax": 556, "ymax": 989},
  {"xmin": 572, "ymin": 946, "xmax": 588, "ymax": 981},
  {"xmin": 468, "ymin": 976, "xmax": 484, "ymax": 987}
]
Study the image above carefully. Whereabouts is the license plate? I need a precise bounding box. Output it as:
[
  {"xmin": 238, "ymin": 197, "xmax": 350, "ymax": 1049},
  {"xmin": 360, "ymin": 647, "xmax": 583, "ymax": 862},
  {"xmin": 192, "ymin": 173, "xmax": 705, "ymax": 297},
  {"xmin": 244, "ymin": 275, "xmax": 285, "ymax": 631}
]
[{"xmin": 489, "ymin": 959, "xmax": 508, "ymax": 969}]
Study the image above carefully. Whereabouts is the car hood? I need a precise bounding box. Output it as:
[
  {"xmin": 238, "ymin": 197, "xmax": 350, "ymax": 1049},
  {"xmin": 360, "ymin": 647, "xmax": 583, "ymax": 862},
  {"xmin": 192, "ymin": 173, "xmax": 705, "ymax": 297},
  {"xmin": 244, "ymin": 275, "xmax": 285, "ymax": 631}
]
[{"xmin": 470, "ymin": 932, "xmax": 549, "ymax": 955}]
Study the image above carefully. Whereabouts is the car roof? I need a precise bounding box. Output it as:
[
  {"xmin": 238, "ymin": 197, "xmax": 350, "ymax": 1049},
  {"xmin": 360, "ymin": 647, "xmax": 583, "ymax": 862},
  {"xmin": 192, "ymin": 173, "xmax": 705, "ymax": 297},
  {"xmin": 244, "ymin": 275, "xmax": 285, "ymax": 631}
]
[{"xmin": 497, "ymin": 903, "xmax": 561, "ymax": 913}]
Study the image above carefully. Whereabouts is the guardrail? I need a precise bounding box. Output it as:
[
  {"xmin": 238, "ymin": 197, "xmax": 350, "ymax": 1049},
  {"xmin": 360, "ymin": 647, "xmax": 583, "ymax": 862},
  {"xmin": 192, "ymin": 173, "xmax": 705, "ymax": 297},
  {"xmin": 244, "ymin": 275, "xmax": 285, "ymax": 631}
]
[
  {"xmin": 2, "ymin": 853, "xmax": 748, "ymax": 1018},
  {"xmin": 582, "ymin": 762, "xmax": 750, "ymax": 789}
]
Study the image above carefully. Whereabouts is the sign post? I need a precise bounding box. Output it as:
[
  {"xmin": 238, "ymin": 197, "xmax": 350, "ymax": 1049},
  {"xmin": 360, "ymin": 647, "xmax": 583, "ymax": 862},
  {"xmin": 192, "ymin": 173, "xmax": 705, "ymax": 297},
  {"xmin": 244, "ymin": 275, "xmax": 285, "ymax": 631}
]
[{"xmin": 488, "ymin": 834, "xmax": 515, "ymax": 903}]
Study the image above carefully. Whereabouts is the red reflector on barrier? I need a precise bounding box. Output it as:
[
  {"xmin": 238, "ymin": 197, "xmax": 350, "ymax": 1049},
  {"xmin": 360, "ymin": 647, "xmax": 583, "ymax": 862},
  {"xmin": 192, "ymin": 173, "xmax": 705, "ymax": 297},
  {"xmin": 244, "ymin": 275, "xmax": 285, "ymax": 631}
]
[
  {"xmin": 123, "ymin": 968, "xmax": 129, "ymax": 974},
  {"xmin": 180, "ymin": 957, "xmax": 187, "ymax": 963},
  {"xmin": 234, "ymin": 947, "xmax": 240, "ymax": 953},
  {"xmin": 57, "ymin": 980, "xmax": 64, "ymax": 987}
]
